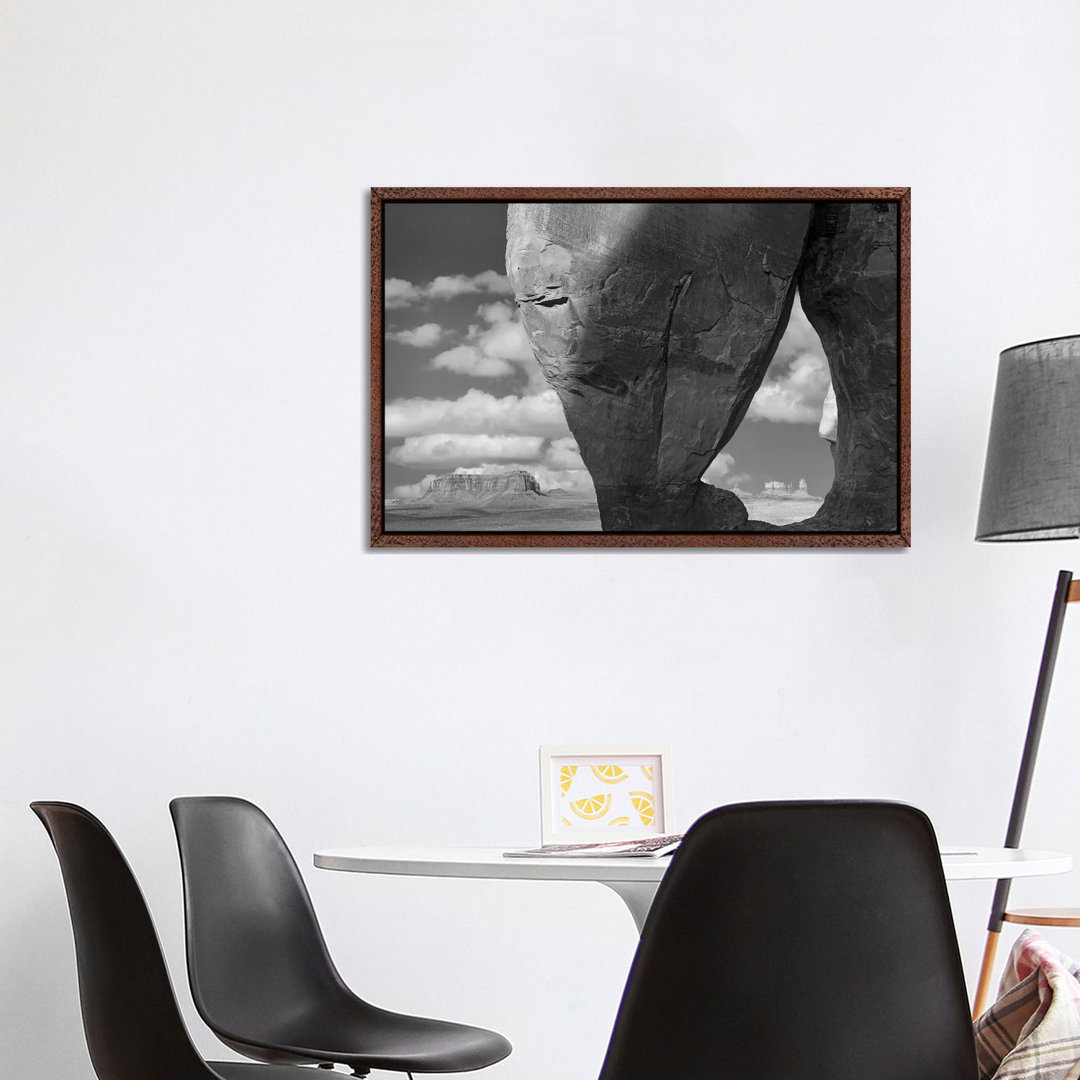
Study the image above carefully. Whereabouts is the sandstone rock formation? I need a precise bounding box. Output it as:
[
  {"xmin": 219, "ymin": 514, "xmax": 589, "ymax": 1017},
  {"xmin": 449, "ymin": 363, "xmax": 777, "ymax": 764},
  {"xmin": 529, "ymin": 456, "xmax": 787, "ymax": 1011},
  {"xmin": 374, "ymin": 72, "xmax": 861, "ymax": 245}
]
[
  {"xmin": 506, "ymin": 200, "xmax": 899, "ymax": 534},
  {"xmin": 761, "ymin": 479, "xmax": 811, "ymax": 498},
  {"xmin": 424, "ymin": 470, "xmax": 541, "ymax": 497},
  {"xmin": 506, "ymin": 203, "xmax": 812, "ymax": 531},
  {"xmin": 798, "ymin": 202, "xmax": 899, "ymax": 531},
  {"xmin": 420, "ymin": 470, "xmax": 547, "ymax": 509}
]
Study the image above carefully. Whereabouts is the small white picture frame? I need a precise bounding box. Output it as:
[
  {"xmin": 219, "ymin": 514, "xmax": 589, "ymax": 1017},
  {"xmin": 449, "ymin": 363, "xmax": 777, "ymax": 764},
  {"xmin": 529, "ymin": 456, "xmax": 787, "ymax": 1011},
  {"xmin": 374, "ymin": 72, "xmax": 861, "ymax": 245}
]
[{"xmin": 539, "ymin": 745, "xmax": 673, "ymax": 845}]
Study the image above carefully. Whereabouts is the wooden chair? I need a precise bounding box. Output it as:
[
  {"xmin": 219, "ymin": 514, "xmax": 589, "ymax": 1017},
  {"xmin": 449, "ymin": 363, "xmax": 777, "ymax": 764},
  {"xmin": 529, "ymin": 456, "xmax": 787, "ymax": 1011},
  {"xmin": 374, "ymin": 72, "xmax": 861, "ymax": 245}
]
[{"xmin": 1003, "ymin": 909, "xmax": 1080, "ymax": 929}]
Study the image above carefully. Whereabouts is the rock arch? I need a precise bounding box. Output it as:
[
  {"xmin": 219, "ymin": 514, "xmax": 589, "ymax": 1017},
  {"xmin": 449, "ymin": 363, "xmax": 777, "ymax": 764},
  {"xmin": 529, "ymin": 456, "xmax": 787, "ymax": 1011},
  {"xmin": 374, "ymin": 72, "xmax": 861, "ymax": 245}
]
[{"xmin": 505, "ymin": 200, "xmax": 898, "ymax": 533}]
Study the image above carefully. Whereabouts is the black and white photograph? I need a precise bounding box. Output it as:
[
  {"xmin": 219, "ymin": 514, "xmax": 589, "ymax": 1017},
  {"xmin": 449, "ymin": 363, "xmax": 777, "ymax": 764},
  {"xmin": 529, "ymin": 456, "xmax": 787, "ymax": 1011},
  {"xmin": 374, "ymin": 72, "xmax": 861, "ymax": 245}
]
[{"xmin": 373, "ymin": 188, "xmax": 909, "ymax": 548}]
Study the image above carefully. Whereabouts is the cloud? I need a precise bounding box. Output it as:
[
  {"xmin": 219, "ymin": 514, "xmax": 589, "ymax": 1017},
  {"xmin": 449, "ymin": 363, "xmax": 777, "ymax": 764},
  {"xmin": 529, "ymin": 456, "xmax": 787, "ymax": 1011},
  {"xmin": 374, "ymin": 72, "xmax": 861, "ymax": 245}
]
[
  {"xmin": 385, "ymin": 387, "xmax": 570, "ymax": 439},
  {"xmin": 385, "ymin": 410, "xmax": 591, "ymax": 498},
  {"xmin": 743, "ymin": 291, "xmax": 833, "ymax": 425},
  {"xmin": 388, "ymin": 432, "xmax": 594, "ymax": 498},
  {"xmin": 469, "ymin": 308, "xmax": 534, "ymax": 362},
  {"xmin": 539, "ymin": 466, "xmax": 594, "ymax": 496},
  {"xmin": 538, "ymin": 437, "xmax": 592, "ymax": 493},
  {"xmin": 387, "ymin": 323, "xmax": 445, "ymax": 348},
  {"xmin": 426, "ymin": 270, "xmax": 512, "ymax": 301},
  {"xmin": 544, "ymin": 436, "xmax": 585, "ymax": 470},
  {"xmin": 429, "ymin": 302, "xmax": 541, "ymax": 388},
  {"xmin": 701, "ymin": 452, "xmax": 752, "ymax": 491},
  {"xmin": 701, "ymin": 452, "xmax": 735, "ymax": 486},
  {"xmin": 476, "ymin": 300, "xmax": 515, "ymax": 323},
  {"xmin": 388, "ymin": 434, "xmax": 544, "ymax": 466},
  {"xmin": 390, "ymin": 476, "xmax": 436, "ymax": 501},
  {"xmin": 428, "ymin": 344, "xmax": 515, "ymax": 377},
  {"xmin": 818, "ymin": 382, "xmax": 838, "ymax": 442},
  {"xmin": 773, "ymin": 293, "xmax": 824, "ymax": 362},
  {"xmin": 387, "ymin": 435, "xmax": 594, "ymax": 499},
  {"xmin": 385, "ymin": 278, "xmax": 423, "ymax": 309},
  {"xmin": 746, "ymin": 349, "xmax": 832, "ymax": 424},
  {"xmin": 384, "ymin": 270, "xmax": 513, "ymax": 308}
]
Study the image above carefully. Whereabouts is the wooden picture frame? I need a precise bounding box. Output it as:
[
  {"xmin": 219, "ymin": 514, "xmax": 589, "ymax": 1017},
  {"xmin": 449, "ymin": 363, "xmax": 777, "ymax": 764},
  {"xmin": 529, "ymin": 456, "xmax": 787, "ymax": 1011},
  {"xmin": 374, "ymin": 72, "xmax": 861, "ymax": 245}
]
[
  {"xmin": 538, "ymin": 745, "xmax": 673, "ymax": 846},
  {"xmin": 372, "ymin": 187, "xmax": 910, "ymax": 548}
]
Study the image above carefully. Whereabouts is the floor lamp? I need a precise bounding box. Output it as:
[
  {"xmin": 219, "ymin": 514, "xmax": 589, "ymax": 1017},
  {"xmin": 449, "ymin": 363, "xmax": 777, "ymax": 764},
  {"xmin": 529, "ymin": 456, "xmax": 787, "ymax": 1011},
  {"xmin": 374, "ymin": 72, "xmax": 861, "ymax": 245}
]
[{"xmin": 972, "ymin": 334, "xmax": 1080, "ymax": 1018}]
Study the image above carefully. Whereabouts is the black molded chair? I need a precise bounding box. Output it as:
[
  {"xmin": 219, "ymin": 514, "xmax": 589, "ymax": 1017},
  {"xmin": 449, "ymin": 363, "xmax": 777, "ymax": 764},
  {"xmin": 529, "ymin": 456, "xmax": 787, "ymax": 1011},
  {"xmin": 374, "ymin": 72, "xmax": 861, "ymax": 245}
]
[
  {"xmin": 31, "ymin": 801, "xmax": 315, "ymax": 1080},
  {"xmin": 169, "ymin": 796, "xmax": 511, "ymax": 1077},
  {"xmin": 598, "ymin": 801, "xmax": 979, "ymax": 1080}
]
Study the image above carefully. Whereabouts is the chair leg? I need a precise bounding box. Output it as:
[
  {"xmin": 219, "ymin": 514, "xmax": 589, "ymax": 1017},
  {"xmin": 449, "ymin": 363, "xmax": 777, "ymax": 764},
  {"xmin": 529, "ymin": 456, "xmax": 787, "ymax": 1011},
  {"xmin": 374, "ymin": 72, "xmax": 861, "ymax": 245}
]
[{"xmin": 972, "ymin": 928, "xmax": 1001, "ymax": 1019}]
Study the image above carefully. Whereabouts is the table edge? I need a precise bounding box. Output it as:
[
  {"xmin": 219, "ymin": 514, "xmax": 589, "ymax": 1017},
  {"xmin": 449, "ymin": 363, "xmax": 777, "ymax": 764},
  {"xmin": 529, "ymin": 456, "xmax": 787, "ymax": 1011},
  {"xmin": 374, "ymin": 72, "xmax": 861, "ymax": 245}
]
[{"xmin": 313, "ymin": 847, "xmax": 1072, "ymax": 883}]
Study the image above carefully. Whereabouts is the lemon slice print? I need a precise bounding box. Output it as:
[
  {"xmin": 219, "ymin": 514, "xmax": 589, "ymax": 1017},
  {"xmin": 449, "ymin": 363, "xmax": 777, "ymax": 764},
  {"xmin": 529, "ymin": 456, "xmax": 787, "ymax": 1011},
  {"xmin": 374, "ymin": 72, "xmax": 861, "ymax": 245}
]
[
  {"xmin": 609, "ymin": 816, "xmax": 630, "ymax": 827},
  {"xmin": 569, "ymin": 793, "xmax": 612, "ymax": 821},
  {"xmin": 630, "ymin": 791, "xmax": 654, "ymax": 827},
  {"xmin": 641, "ymin": 764, "xmax": 654, "ymax": 781},
  {"xmin": 591, "ymin": 764, "xmax": 628, "ymax": 784},
  {"xmin": 559, "ymin": 765, "xmax": 578, "ymax": 794}
]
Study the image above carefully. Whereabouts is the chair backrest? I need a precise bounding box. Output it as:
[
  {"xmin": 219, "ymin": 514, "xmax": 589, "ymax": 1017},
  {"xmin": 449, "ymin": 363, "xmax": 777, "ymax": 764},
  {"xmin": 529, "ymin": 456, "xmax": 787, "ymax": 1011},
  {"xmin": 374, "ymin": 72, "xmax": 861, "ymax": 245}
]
[
  {"xmin": 598, "ymin": 801, "xmax": 978, "ymax": 1080},
  {"xmin": 169, "ymin": 796, "xmax": 350, "ymax": 1042},
  {"xmin": 31, "ymin": 802, "xmax": 217, "ymax": 1080}
]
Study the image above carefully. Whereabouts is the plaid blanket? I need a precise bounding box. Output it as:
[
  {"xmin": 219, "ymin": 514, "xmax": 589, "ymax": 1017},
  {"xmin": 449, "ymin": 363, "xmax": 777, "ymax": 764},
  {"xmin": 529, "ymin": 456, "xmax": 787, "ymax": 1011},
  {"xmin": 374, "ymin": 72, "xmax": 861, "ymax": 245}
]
[{"xmin": 975, "ymin": 929, "xmax": 1080, "ymax": 1079}]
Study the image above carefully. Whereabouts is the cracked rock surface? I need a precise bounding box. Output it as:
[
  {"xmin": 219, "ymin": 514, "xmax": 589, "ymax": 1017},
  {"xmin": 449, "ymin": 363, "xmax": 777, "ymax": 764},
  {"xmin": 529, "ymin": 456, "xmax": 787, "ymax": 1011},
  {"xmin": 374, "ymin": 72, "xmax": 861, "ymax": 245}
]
[
  {"xmin": 797, "ymin": 202, "xmax": 899, "ymax": 532},
  {"xmin": 506, "ymin": 202, "xmax": 812, "ymax": 531}
]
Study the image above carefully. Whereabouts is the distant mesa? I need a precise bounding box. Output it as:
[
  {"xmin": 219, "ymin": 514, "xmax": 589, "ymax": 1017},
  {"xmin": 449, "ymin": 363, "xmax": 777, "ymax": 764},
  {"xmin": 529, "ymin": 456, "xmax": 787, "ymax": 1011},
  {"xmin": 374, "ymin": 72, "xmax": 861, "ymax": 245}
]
[
  {"xmin": 384, "ymin": 468, "xmax": 603, "ymax": 532},
  {"xmin": 388, "ymin": 470, "xmax": 597, "ymax": 516},
  {"xmin": 426, "ymin": 470, "xmax": 540, "ymax": 496},
  {"xmin": 739, "ymin": 476, "xmax": 823, "ymax": 527},
  {"xmin": 416, "ymin": 469, "xmax": 549, "ymax": 509},
  {"xmin": 760, "ymin": 478, "xmax": 812, "ymax": 499}
]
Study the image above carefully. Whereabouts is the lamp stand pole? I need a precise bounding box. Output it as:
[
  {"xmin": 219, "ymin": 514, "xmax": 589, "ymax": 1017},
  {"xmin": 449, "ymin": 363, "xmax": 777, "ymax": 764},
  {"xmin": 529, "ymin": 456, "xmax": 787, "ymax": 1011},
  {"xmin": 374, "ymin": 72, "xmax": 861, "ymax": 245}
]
[{"xmin": 972, "ymin": 569, "xmax": 1076, "ymax": 1018}]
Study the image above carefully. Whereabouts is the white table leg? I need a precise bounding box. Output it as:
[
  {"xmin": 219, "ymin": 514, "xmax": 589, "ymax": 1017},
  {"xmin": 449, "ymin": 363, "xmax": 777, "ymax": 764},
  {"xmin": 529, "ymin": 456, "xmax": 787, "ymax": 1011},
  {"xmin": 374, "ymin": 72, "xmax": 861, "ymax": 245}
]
[{"xmin": 600, "ymin": 881, "xmax": 659, "ymax": 934}]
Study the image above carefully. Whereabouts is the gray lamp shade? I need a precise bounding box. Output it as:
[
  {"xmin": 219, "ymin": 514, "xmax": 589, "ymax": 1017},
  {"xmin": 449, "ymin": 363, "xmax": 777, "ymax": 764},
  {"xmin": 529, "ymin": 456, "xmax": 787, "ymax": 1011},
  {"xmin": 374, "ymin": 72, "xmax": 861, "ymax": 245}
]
[{"xmin": 976, "ymin": 335, "xmax": 1080, "ymax": 541}]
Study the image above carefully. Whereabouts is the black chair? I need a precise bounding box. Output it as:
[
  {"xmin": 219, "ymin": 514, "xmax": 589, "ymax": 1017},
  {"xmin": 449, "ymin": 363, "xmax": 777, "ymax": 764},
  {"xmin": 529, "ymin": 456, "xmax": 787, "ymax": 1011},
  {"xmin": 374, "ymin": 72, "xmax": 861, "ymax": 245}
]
[
  {"xmin": 598, "ymin": 800, "xmax": 979, "ymax": 1080},
  {"xmin": 31, "ymin": 801, "xmax": 316, "ymax": 1080},
  {"xmin": 169, "ymin": 796, "xmax": 511, "ymax": 1078}
]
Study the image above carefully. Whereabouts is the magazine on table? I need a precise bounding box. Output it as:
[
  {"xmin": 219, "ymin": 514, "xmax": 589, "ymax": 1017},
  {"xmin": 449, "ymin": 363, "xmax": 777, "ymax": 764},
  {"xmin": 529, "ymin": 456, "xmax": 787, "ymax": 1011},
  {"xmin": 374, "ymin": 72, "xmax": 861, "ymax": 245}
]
[{"xmin": 504, "ymin": 834, "xmax": 683, "ymax": 859}]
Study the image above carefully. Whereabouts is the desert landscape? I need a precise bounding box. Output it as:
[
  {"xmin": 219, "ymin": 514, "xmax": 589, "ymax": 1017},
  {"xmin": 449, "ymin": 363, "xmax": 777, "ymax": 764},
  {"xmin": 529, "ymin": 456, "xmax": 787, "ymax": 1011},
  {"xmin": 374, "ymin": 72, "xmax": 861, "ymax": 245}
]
[
  {"xmin": 736, "ymin": 480, "xmax": 824, "ymax": 527},
  {"xmin": 383, "ymin": 470, "xmax": 824, "ymax": 533},
  {"xmin": 384, "ymin": 470, "xmax": 602, "ymax": 532}
]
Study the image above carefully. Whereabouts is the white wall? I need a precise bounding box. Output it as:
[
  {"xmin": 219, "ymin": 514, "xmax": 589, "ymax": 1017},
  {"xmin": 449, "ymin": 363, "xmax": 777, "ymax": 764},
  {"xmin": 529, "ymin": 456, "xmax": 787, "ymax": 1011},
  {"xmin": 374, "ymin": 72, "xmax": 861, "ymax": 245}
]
[{"xmin": 4, "ymin": 2, "xmax": 1080, "ymax": 1076}]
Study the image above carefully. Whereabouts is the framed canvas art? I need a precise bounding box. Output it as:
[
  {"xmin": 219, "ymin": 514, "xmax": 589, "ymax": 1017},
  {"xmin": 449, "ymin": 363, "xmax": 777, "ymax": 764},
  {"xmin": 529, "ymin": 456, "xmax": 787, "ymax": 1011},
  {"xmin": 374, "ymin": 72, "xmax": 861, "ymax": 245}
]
[
  {"xmin": 372, "ymin": 187, "xmax": 910, "ymax": 548},
  {"xmin": 538, "ymin": 745, "xmax": 672, "ymax": 845}
]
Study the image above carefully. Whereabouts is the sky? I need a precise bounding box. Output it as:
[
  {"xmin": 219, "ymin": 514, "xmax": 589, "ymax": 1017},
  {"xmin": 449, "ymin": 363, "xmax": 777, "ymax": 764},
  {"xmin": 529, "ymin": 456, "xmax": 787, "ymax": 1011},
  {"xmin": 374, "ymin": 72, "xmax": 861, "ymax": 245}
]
[{"xmin": 382, "ymin": 202, "xmax": 835, "ymax": 502}]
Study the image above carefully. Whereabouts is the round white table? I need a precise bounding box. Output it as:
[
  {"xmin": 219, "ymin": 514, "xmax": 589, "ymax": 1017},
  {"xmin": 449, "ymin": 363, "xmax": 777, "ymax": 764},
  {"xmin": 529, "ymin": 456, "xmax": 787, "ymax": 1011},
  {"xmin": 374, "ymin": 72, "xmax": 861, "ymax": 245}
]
[{"xmin": 314, "ymin": 845, "xmax": 1073, "ymax": 933}]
